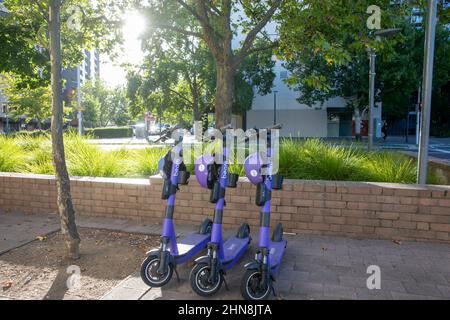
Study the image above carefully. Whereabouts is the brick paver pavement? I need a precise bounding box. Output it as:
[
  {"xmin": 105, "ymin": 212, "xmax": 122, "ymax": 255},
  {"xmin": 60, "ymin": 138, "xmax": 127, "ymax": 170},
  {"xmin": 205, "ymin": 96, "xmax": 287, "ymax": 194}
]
[
  {"xmin": 2, "ymin": 213, "xmax": 449, "ymax": 300},
  {"xmin": 103, "ymin": 227, "xmax": 450, "ymax": 300}
]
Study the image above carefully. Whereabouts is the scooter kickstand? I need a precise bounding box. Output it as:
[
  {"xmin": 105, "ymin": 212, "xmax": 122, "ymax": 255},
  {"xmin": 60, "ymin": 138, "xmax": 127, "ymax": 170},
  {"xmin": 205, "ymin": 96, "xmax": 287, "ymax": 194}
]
[
  {"xmin": 271, "ymin": 285, "xmax": 277, "ymax": 297},
  {"xmin": 174, "ymin": 267, "xmax": 180, "ymax": 283},
  {"xmin": 222, "ymin": 275, "xmax": 230, "ymax": 291}
]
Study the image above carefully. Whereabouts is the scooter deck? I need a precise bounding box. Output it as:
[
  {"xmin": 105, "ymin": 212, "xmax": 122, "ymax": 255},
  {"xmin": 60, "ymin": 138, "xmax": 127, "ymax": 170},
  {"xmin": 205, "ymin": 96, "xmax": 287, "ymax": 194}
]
[
  {"xmin": 269, "ymin": 240, "xmax": 287, "ymax": 271},
  {"xmin": 171, "ymin": 232, "xmax": 210, "ymax": 262},
  {"xmin": 223, "ymin": 237, "xmax": 250, "ymax": 268}
]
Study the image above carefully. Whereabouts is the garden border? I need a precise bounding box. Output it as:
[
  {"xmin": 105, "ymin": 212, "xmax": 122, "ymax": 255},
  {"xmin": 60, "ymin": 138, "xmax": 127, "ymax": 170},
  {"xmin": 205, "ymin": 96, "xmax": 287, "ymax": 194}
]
[{"xmin": 0, "ymin": 172, "xmax": 449, "ymax": 243}]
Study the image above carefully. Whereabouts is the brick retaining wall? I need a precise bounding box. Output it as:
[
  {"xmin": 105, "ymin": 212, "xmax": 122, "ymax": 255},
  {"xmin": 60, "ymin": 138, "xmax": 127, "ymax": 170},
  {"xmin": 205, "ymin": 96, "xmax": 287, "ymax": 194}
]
[{"xmin": 0, "ymin": 173, "xmax": 449, "ymax": 243}]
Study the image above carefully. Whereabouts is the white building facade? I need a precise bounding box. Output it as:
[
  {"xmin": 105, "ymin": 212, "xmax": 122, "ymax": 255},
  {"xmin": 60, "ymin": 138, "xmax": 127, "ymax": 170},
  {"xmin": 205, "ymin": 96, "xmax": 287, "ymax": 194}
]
[{"xmin": 232, "ymin": 10, "xmax": 379, "ymax": 138}]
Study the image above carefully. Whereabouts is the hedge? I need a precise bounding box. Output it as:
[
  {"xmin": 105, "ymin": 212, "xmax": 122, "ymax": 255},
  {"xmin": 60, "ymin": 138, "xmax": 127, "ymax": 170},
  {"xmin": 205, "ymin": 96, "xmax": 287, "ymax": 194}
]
[
  {"xmin": 9, "ymin": 130, "xmax": 50, "ymax": 138},
  {"xmin": 84, "ymin": 127, "xmax": 133, "ymax": 139}
]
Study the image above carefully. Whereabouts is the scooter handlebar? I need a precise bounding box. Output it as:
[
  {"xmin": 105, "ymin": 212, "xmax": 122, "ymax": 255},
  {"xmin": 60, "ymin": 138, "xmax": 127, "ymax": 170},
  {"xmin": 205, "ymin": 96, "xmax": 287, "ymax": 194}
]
[
  {"xmin": 266, "ymin": 124, "xmax": 283, "ymax": 130},
  {"xmin": 219, "ymin": 124, "xmax": 232, "ymax": 134},
  {"xmin": 153, "ymin": 124, "xmax": 180, "ymax": 143}
]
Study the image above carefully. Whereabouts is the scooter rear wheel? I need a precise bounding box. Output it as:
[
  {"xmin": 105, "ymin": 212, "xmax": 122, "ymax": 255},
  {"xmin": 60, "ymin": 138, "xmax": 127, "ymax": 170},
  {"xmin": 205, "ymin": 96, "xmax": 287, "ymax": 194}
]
[
  {"xmin": 240, "ymin": 269, "xmax": 272, "ymax": 300},
  {"xmin": 237, "ymin": 223, "xmax": 250, "ymax": 239},
  {"xmin": 271, "ymin": 223, "xmax": 283, "ymax": 242},
  {"xmin": 199, "ymin": 218, "xmax": 213, "ymax": 235},
  {"xmin": 190, "ymin": 263, "xmax": 223, "ymax": 296},
  {"xmin": 140, "ymin": 256, "xmax": 173, "ymax": 287}
]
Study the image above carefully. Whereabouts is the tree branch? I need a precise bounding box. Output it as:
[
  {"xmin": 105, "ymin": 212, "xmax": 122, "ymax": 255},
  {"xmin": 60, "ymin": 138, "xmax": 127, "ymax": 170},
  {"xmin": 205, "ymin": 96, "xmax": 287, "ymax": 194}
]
[
  {"xmin": 35, "ymin": 1, "xmax": 49, "ymax": 22},
  {"xmin": 238, "ymin": 0, "xmax": 257, "ymax": 18},
  {"xmin": 234, "ymin": 0, "xmax": 283, "ymax": 64},
  {"xmin": 176, "ymin": 0, "xmax": 208, "ymax": 24},
  {"xmin": 240, "ymin": 40, "xmax": 279, "ymax": 58},
  {"xmin": 169, "ymin": 88, "xmax": 193, "ymax": 106},
  {"xmin": 205, "ymin": 0, "xmax": 221, "ymax": 16},
  {"xmin": 154, "ymin": 24, "xmax": 204, "ymax": 39},
  {"xmin": 194, "ymin": 0, "xmax": 221, "ymax": 59}
]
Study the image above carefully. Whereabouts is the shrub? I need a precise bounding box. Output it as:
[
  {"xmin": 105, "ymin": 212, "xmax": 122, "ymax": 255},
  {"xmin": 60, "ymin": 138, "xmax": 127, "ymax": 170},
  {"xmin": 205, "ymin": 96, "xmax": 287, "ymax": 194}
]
[
  {"xmin": 26, "ymin": 147, "xmax": 54, "ymax": 175},
  {"xmin": 133, "ymin": 147, "xmax": 169, "ymax": 177},
  {"xmin": 64, "ymin": 134, "xmax": 130, "ymax": 177},
  {"xmin": 12, "ymin": 135, "xmax": 47, "ymax": 152},
  {"xmin": 0, "ymin": 136, "xmax": 26, "ymax": 172},
  {"xmin": 0, "ymin": 134, "xmax": 446, "ymax": 185},
  {"xmin": 277, "ymin": 139, "xmax": 361, "ymax": 181},
  {"xmin": 360, "ymin": 151, "xmax": 416, "ymax": 183},
  {"xmin": 10, "ymin": 130, "xmax": 50, "ymax": 138},
  {"xmin": 84, "ymin": 127, "xmax": 133, "ymax": 139},
  {"xmin": 277, "ymin": 138, "xmax": 421, "ymax": 184}
]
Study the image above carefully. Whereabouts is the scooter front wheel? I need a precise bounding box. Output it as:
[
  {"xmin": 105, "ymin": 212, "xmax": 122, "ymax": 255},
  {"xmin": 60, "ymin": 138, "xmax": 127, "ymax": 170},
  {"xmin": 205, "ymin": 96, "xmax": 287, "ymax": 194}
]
[
  {"xmin": 240, "ymin": 270, "xmax": 272, "ymax": 300},
  {"xmin": 140, "ymin": 256, "xmax": 173, "ymax": 287},
  {"xmin": 190, "ymin": 263, "xmax": 223, "ymax": 296}
]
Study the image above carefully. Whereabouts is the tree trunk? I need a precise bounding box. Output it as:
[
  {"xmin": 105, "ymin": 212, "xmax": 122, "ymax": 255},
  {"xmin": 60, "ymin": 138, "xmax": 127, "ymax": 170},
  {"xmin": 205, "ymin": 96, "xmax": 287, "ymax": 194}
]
[
  {"xmin": 192, "ymin": 98, "xmax": 199, "ymax": 121},
  {"xmin": 49, "ymin": 0, "xmax": 80, "ymax": 260},
  {"xmin": 214, "ymin": 61, "xmax": 234, "ymax": 128},
  {"xmin": 192, "ymin": 81, "xmax": 200, "ymax": 121}
]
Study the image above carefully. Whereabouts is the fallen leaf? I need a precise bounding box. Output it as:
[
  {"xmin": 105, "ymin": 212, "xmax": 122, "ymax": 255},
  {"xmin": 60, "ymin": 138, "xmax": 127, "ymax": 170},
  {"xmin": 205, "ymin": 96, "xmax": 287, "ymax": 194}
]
[{"xmin": 2, "ymin": 281, "xmax": 13, "ymax": 291}]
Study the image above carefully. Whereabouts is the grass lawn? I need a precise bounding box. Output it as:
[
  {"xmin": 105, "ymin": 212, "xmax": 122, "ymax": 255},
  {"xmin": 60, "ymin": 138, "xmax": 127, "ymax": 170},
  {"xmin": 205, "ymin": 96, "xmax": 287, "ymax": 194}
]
[{"xmin": 0, "ymin": 133, "xmax": 443, "ymax": 184}]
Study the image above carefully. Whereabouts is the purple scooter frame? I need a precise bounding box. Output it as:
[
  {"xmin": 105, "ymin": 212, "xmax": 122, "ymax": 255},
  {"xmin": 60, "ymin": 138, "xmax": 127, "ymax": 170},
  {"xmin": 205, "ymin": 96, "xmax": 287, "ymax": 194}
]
[
  {"xmin": 241, "ymin": 125, "xmax": 287, "ymax": 300},
  {"xmin": 140, "ymin": 129, "xmax": 212, "ymax": 288},
  {"xmin": 190, "ymin": 127, "xmax": 251, "ymax": 297}
]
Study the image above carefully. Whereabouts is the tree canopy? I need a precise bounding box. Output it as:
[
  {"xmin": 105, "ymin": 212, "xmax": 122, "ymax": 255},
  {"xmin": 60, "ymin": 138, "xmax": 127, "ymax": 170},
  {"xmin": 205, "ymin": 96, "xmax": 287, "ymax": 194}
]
[
  {"xmin": 0, "ymin": 74, "xmax": 52, "ymax": 125},
  {"xmin": 126, "ymin": 2, "xmax": 277, "ymax": 127},
  {"xmin": 276, "ymin": 0, "xmax": 450, "ymax": 132},
  {"xmin": 81, "ymin": 79, "xmax": 130, "ymax": 128},
  {"xmin": 137, "ymin": 0, "xmax": 282, "ymax": 127},
  {"xmin": 0, "ymin": 0, "xmax": 128, "ymax": 88}
]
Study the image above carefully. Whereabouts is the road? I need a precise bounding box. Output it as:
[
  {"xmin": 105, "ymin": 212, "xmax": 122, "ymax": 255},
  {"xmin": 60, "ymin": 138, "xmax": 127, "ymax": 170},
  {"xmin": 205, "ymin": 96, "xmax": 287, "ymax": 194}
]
[
  {"xmin": 87, "ymin": 134, "xmax": 450, "ymax": 163},
  {"xmin": 378, "ymin": 136, "xmax": 450, "ymax": 163},
  {"xmin": 87, "ymin": 135, "xmax": 198, "ymax": 151}
]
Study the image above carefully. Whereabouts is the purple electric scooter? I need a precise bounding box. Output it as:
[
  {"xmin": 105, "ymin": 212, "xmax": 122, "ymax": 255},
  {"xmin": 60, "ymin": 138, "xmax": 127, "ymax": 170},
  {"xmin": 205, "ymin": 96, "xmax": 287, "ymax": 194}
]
[
  {"xmin": 140, "ymin": 126, "xmax": 212, "ymax": 287},
  {"xmin": 189, "ymin": 125, "xmax": 251, "ymax": 296},
  {"xmin": 240, "ymin": 124, "xmax": 287, "ymax": 300}
]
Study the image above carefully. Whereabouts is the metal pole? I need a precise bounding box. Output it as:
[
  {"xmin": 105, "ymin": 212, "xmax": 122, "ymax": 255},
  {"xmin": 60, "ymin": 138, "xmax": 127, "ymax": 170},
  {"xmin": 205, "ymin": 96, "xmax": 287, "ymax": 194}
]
[
  {"xmin": 417, "ymin": 0, "xmax": 437, "ymax": 184},
  {"xmin": 77, "ymin": 66, "xmax": 82, "ymax": 136},
  {"xmin": 406, "ymin": 113, "xmax": 409, "ymax": 143},
  {"xmin": 5, "ymin": 105, "xmax": 9, "ymax": 134},
  {"xmin": 416, "ymin": 84, "xmax": 421, "ymax": 145},
  {"xmin": 273, "ymin": 90, "xmax": 278, "ymax": 125},
  {"xmin": 368, "ymin": 49, "xmax": 376, "ymax": 150},
  {"xmin": 159, "ymin": 106, "xmax": 162, "ymax": 136}
]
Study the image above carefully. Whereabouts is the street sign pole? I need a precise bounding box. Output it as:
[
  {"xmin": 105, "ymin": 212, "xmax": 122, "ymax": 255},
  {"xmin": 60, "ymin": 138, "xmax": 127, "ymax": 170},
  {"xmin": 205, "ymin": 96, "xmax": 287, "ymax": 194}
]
[
  {"xmin": 77, "ymin": 66, "xmax": 82, "ymax": 136},
  {"xmin": 416, "ymin": 84, "xmax": 421, "ymax": 146},
  {"xmin": 417, "ymin": 0, "xmax": 437, "ymax": 184},
  {"xmin": 273, "ymin": 90, "xmax": 278, "ymax": 125},
  {"xmin": 368, "ymin": 49, "xmax": 376, "ymax": 150}
]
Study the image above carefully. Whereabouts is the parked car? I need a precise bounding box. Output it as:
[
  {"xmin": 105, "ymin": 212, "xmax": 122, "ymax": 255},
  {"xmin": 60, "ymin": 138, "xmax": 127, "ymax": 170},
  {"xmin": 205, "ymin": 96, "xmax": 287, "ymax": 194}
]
[{"xmin": 148, "ymin": 123, "xmax": 170, "ymax": 135}]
